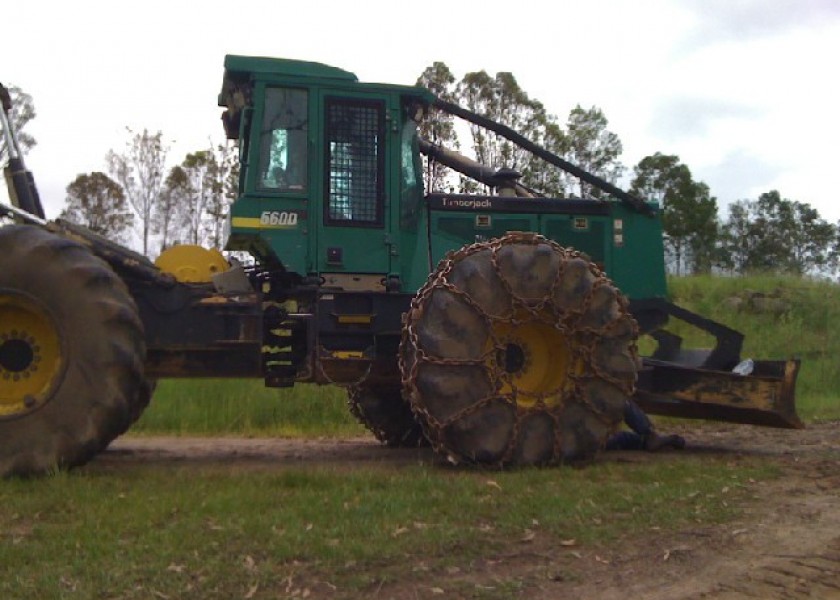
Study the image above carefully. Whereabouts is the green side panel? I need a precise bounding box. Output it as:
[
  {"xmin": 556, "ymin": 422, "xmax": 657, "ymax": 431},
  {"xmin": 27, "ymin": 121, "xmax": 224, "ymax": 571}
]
[
  {"xmin": 543, "ymin": 204, "xmax": 666, "ymax": 300},
  {"xmin": 414, "ymin": 202, "xmax": 667, "ymax": 300},
  {"xmin": 542, "ymin": 216, "xmax": 608, "ymax": 263},
  {"xmin": 226, "ymin": 197, "xmax": 310, "ymax": 273},
  {"xmin": 436, "ymin": 215, "xmax": 534, "ymax": 245},
  {"xmin": 399, "ymin": 216, "xmax": 432, "ymax": 292},
  {"xmin": 418, "ymin": 212, "xmax": 535, "ymax": 291},
  {"xmin": 606, "ymin": 204, "xmax": 668, "ymax": 299}
]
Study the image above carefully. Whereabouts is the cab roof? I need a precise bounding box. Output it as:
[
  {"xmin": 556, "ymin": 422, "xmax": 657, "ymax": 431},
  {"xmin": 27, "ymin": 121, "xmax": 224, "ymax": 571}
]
[{"xmin": 223, "ymin": 55, "xmax": 358, "ymax": 82}]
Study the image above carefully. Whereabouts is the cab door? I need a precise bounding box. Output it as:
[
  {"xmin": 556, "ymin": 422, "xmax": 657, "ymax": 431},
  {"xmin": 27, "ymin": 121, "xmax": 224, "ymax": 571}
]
[{"xmin": 315, "ymin": 92, "xmax": 395, "ymax": 278}]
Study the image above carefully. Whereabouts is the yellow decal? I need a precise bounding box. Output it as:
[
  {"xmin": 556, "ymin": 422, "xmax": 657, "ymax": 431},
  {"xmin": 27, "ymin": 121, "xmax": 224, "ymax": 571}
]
[
  {"xmin": 331, "ymin": 351, "xmax": 365, "ymax": 359},
  {"xmin": 232, "ymin": 211, "xmax": 300, "ymax": 229}
]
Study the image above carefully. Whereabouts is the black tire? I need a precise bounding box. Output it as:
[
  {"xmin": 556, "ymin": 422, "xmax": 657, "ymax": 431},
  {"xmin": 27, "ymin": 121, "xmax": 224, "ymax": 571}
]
[
  {"xmin": 0, "ymin": 225, "xmax": 150, "ymax": 477},
  {"xmin": 400, "ymin": 233, "xmax": 638, "ymax": 467},
  {"xmin": 347, "ymin": 383, "xmax": 426, "ymax": 447}
]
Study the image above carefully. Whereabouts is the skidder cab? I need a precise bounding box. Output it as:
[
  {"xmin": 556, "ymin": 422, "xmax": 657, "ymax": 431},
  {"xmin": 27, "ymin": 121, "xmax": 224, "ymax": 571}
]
[{"xmin": 0, "ymin": 57, "xmax": 800, "ymax": 477}]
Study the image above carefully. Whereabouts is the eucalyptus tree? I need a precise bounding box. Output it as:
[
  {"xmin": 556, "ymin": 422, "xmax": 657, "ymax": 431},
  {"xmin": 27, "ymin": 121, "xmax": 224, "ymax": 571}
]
[
  {"xmin": 565, "ymin": 105, "xmax": 623, "ymax": 199},
  {"xmin": 630, "ymin": 153, "xmax": 717, "ymax": 274},
  {"xmin": 59, "ymin": 172, "xmax": 133, "ymax": 244},
  {"xmin": 107, "ymin": 128, "xmax": 169, "ymax": 256}
]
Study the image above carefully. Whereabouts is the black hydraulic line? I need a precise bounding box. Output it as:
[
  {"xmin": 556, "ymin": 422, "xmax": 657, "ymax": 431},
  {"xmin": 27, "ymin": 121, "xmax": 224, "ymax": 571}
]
[
  {"xmin": 4, "ymin": 158, "xmax": 45, "ymax": 218},
  {"xmin": 431, "ymin": 98, "xmax": 655, "ymax": 216},
  {"xmin": 419, "ymin": 138, "xmax": 496, "ymax": 182},
  {"xmin": 418, "ymin": 138, "xmax": 533, "ymax": 196}
]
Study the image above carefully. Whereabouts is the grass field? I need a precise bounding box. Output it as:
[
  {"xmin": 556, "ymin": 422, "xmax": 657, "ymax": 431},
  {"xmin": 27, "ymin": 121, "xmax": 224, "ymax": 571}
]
[
  {"xmin": 131, "ymin": 380, "xmax": 364, "ymax": 438},
  {"xmin": 0, "ymin": 456, "xmax": 775, "ymax": 598}
]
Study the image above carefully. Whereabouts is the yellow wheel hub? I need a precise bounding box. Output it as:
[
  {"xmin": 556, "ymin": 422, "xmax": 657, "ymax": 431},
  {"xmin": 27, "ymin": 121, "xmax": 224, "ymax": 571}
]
[
  {"xmin": 0, "ymin": 293, "xmax": 63, "ymax": 418},
  {"xmin": 490, "ymin": 310, "xmax": 578, "ymax": 408}
]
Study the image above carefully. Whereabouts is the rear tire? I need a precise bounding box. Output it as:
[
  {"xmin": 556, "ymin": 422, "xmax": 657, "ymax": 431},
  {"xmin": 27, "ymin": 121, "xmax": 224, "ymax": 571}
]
[
  {"xmin": 348, "ymin": 382, "xmax": 426, "ymax": 447},
  {"xmin": 347, "ymin": 357, "xmax": 426, "ymax": 448},
  {"xmin": 0, "ymin": 225, "xmax": 150, "ymax": 477},
  {"xmin": 400, "ymin": 233, "xmax": 638, "ymax": 467}
]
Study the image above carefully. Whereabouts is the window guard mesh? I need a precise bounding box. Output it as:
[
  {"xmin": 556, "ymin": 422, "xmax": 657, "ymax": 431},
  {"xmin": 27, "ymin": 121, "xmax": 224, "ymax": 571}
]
[{"xmin": 326, "ymin": 100, "xmax": 382, "ymax": 225}]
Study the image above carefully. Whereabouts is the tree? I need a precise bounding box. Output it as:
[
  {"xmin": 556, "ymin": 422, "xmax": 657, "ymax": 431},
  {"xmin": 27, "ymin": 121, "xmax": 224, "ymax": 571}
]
[
  {"xmin": 416, "ymin": 62, "xmax": 459, "ymax": 193},
  {"xmin": 718, "ymin": 190, "xmax": 836, "ymax": 275},
  {"xmin": 416, "ymin": 65, "xmax": 577, "ymax": 197},
  {"xmin": 177, "ymin": 150, "xmax": 214, "ymax": 246},
  {"xmin": 719, "ymin": 200, "xmax": 760, "ymax": 273},
  {"xmin": 685, "ymin": 182, "xmax": 719, "ymax": 274},
  {"xmin": 457, "ymin": 71, "xmax": 545, "ymax": 189},
  {"xmin": 107, "ymin": 128, "xmax": 168, "ymax": 256},
  {"xmin": 203, "ymin": 141, "xmax": 239, "ymax": 248},
  {"xmin": 155, "ymin": 165, "xmax": 189, "ymax": 252},
  {"xmin": 452, "ymin": 70, "xmax": 569, "ymax": 197},
  {"xmin": 59, "ymin": 172, "xmax": 133, "ymax": 243},
  {"xmin": 630, "ymin": 153, "xmax": 718, "ymax": 274},
  {"xmin": 522, "ymin": 119, "xmax": 568, "ymax": 198},
  {"xmin": 0, "ymin": 85, "xmax": 36, "ymax": 163},
  {"xmin": 565, "ymin": 105, "xmax": 623, "ymax": 198},
  {"xmin": 158, "ymin": 142, "xmax": 239, "ymax": 252},
  {"xmin": 779, "ymin": 196, "xmax": 836, "ymax": 274}
]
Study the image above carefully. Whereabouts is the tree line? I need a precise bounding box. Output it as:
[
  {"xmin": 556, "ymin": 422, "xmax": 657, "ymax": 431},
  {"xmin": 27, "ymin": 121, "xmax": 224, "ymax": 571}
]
[
  {"xmin": 4, "ymin": 75, "xmax": 839, "ymax": 276},
  {"xmin": 61, "ymin": 129, "xmax": 239, "ymax": 257}
]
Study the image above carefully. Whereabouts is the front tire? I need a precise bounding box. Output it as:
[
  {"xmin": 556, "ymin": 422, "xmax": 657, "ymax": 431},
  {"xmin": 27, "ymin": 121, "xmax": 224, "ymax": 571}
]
[
  {"xmin": 400, "ymin": 233, "xmax": 638, "ymax": 467},
  {"xmin": 0, "ymin": 225, "xmax": 150, "ymax": 477}
]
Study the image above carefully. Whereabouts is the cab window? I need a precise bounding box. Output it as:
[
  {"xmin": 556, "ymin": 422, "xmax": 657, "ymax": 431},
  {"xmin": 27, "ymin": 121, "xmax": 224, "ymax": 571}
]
[{"xmin": 258, "ymin": 88, "xmax": 308, "ymax": 192}]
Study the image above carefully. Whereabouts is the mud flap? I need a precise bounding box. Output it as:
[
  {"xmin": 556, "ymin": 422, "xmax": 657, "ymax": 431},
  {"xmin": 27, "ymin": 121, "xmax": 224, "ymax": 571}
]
[{"xmin": 635, "ymin": 358, "xmax": 802, "ymax": 429}]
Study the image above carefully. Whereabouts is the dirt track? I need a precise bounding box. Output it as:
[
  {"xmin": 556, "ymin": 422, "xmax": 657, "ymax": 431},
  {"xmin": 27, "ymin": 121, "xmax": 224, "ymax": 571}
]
[{"xmin": 104, "ymin": 422, "xmax": 840, "ymax": 599}]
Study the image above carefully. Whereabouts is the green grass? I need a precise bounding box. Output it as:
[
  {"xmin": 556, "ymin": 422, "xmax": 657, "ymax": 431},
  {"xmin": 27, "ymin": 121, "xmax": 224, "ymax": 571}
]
[
  {"xmin": 0, "ymin": 457, "xmax": 775, "ymax": 598},
  {"xmin": 133, "ymin": 381, "xmax": 366, "ymax": 437}
]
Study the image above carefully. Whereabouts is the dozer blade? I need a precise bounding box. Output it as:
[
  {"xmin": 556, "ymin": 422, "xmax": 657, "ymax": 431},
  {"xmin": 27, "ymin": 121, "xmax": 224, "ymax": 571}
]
[{"xmin": 634, "ymin": 358, "xmax": 802, "ymax": 429}]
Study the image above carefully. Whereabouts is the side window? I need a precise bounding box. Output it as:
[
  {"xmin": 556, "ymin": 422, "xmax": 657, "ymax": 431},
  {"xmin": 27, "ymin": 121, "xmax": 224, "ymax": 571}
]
[
  {"xmin": 258, "ymin": 88, "xmax": 308, "ymax": 192},
  {"xmin": 399, "ymin": 116, "xmax": 422, "ymax": 230},
  {"xmin": 325, "ymin": 98, "xmax": 384, "ymax": 226}
]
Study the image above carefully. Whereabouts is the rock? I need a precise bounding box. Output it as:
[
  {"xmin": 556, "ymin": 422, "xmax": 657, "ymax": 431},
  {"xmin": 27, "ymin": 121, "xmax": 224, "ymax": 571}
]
[{"xmin": 750, "ymin": 296, "xmax": 791, "ymax": 315}]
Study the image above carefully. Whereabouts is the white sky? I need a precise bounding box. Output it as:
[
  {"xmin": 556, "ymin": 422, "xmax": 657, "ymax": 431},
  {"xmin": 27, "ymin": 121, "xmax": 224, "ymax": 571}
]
[{"xmin": 4, "ymin": 0, "xmax": 840, "ymax": 223}]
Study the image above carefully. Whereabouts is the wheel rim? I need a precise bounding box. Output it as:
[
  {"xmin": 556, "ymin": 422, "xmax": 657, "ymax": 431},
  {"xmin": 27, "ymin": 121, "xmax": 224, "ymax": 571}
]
[
  {"xmin": 0, "ymin": 291, "xmax": 64, "ymax": 418},
  {"xmin": 490, "ymin": 309, "xmax": 578, "ymax": 408}
]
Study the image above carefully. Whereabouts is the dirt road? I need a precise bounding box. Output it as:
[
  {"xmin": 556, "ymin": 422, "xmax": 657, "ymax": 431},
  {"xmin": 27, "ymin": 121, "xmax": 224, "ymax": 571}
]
[{"xmin": 105, "ymin": 422, "xmax": 840, "ymax": 599}]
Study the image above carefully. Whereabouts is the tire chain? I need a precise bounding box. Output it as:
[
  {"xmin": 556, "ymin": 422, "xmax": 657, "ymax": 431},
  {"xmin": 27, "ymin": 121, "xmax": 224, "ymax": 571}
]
[{"xmin": 399, "ymin": 231, "xmax": 639, "ymax": 466}]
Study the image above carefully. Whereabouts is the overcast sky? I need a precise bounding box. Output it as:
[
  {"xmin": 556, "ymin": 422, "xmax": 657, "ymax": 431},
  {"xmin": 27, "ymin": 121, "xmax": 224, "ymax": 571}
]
[{"xmin": 4, "ymin": 0, "xmax": 839, "ymax": 224}]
